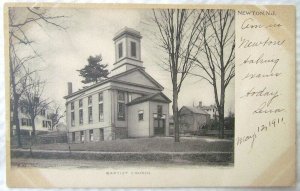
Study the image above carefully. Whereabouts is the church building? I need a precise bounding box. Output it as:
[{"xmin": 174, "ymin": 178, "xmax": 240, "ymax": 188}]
[{"xmin": 64, "ymin": 27, "xmax": 171, "ymax": 143}]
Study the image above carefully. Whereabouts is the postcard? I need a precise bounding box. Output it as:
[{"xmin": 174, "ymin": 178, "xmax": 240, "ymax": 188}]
[{"xmin": 4, "ymin": 3, "xmax": 296, "ymax": 187}]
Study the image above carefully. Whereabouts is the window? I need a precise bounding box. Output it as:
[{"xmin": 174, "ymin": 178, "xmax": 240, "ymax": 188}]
[
  {"xmin": 71, "ymin": 102, "xmax": 74, "ymax": 110},
  {"xmin": 99, "ymin": 92, "xmax": 104, "ymax": 121},
  {"xmin": 21, "ymin": 118, "xmax": 32, "ymax": 126},
  {"xmin": 99, "ymin": 104, "xmax": 104, "ymax": 121},
  {"xmin": 21, "ymin": 118, "xmax": 27, "ymax": 126},
  {"xmin": 98, "ymin": 93, "xmax": 103, "ymax": 102},
  {"xmin": 157, "ymin": 105, "xmax": 163, "ymax": 118},
  {"xmin": 47, "ymin": 121, "xmax": 51, "ymax": 128},
  {"xmin": 72, "ymin": 132, "xmax": 75, "ymax": 142},
  {"xmin": 128, "ymin": 93, "xmax": 132, "ymax": 102},
  {"xmin": 89, "ymin": 130, "xmax": 93, "ymax": 141},
  {"xmin": 88, "ymin": 106, "xmax": 93, "ymax": 123},
  {"xmin": 43, "ymin": 120, "xmax": 47, "ymax": 128},
  {"xmin": 79, "ymin": 99, "xmax": 83, "ymax": 108},
  {"xmin": 88, "ymin": 96, "xmax": 92, "ymax": 106},
  {"xmin": 131, "ymin": 41, "xmax": 136, "ymax": 57},
  {"xmin": 79, "ymin": 109, "xmax": 83, "ymax": 125},
  {"xmin": 80, "ymin": 131, "xmax": 84, "ymax": 142},
  {"xmin": 87, "ymin": 96, "xmax": 93, "ymax": 123},
  {"xmin": 28, "ymin": 119, "xmax": 32, "ymax": 126},
  {"xmin": 71, "ymin": 111, "xmax": 75, "ymax": 126},
  {"xmin": 40, "ymin": 109, "xmax": 46, "ymax": 116},
  {"xmin": 117, "ymin": 91, "xmax": 125, "ymax": 120},
  {"xmin": 138, "ymin": 110, "xmax": 144, "ymax": 121},
  {"xmin": 118, "ymin": 43, "xmax": 123, "ymax": 58}
]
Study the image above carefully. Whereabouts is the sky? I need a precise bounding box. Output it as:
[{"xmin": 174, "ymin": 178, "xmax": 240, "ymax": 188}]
[{"xmin": 13, "ymin": 7, "xmax": 235, "ymax": 117}]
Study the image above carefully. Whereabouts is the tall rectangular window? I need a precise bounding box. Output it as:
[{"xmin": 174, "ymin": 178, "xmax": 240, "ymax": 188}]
[
  {"xmin": 72, "ymin": 132, "xmax": 75, "ymax": 142},
  {"xmin": 157, "ymin": 105, "xmax": 162, "ymax": 118},
  {"xmin": 40, "ymin": 109, "xmax": 46, "ymax": 116},
  {"xmin": 79, "ymin": 99, "xmax": 83, "ymax": 108},
  {"xmin": 117, "ymin": 91, "xmax": 125, "ymax": 121},
  {"xmin": 80, "ymin": 131, "xmax": 84, "ymax": 142},
  {"xmin": 89, "ymin": 130, "xmax": 94, "ymax": 141},
  {"xmin": 128, "ymin": 93, "xmax": 132, "ymax": 102},
  {"xmin": 71, "ymin": 111, "xmax": 75, "ymax": 126},
  {"xmin": 118, "ymin": 43, "xmax": 123, "ymax": 58},
  {"xmin": 98, "ymin": 92, "xmax": 103, "ymax": 102},
  {"xmin": 79, "ymin": 109, "xmax": 83, "ymax": 125},
  {"xmin": 131, "ymin": 41, "xmax": 136, "ymax": 57},
  {"xmin": 71, "ymin": 102, "xmax": 74, "ymax": 110},
  {"xmin": 99, "ymin": 92, "xmax": 104, "ymax": 121},
  {"xmin": 43, "ymin": 120, "xmax": 47, "ymax": 128},
  {"xmin": 88, "ymin": 106, "xmax": 93, "ymax": 123},
  {"xmin": 88, "ymin": 96, "xmax": 92, "ymax": 106},
  {"xmin": 79, "ymin": 99, "xmax": 83, "ymax": 125},
  {"xmin": 88, "ymin": 96, "xmax": 93, "ymax": 123},
  {"xmin": 21, "ymin": 118, "xmax": 27, "ymax": 126},
  {"xmin": 27, "ymin": 119, "xmax": 32, "ymax": 126}
]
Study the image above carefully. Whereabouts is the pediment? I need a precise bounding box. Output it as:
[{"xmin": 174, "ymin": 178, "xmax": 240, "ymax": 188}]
[{"xmin": 112, "ymin": 69, "xmax": 163, "ymax": 90}]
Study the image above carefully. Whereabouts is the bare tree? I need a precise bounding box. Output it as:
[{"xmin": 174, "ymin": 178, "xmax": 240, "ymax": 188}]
[
  {"xmin": 9, "ymin": 45, "xmax": 37, "ymax": 147},
  {"xmin": 9, "ymin": 7, "xmax": 67, "ymax": 147},
  {"xmin": 192, "ymin": 10, "xmax": 235, "ymax": 138},
  {"xmin": 48, "ymin": 104, "xmax": 65, "ymax": 130},
  {"xmin": 23, "ymin": 75, "xmax": 51, "ymax": 137},
  {"xmin": 152, "ymin": 9, "xmax": 206, "ymax": 142}
]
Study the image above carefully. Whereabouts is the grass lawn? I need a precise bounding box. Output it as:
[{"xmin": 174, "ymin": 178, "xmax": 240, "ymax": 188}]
[{"xmin": 29, "ymin": 137, "xmax": 233, "ymax": 153}]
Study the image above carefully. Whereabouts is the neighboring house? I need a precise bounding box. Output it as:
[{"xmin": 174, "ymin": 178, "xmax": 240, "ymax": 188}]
[
  {"xmin": 12, "ymin": 101, "xmax": 53, "ymax": 136},
  {"xmin": 64, "ymin": 27, "xmax": 171, "ymax": 143},
  {"xmin": 198, "ymin": 101, "xmax": 219, "ymax": 120},
  {"xmin": 178, "ymin": 106, "xmax": 210, "ymax": 133}
]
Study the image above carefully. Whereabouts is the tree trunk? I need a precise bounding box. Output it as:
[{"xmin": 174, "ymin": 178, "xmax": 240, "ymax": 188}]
[
  {"xmin": 219, "ymin": 42, "xmax": 225, "ymax": 139},
  {"xmin": 31, "ymin": 117, "xmax": 36, "ymax": 136},
  {"xmin": 219, "ymin": 105, "xmax": 225, "ymax": 139},
  {"xmin": 173, "ymin": 85, "xmax": 180, "ymax": 142},
  {"xmin": 10, "ymin": 63, "xmax": 21, "ymax": 147},
  {"xmin": 12, "ymin": 95, "xmax": 21, "ymax": 147}
]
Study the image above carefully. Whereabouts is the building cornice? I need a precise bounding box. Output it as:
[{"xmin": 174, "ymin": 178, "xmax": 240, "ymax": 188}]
[{"xmin": 64, "ymin": 68, "xmax": 164, "ymax": 100}]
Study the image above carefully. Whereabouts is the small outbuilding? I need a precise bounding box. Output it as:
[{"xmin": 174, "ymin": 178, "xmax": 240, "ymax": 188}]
[{"xmin": 179, "ymin": 106, "xmax": 210, "ymax": 134}]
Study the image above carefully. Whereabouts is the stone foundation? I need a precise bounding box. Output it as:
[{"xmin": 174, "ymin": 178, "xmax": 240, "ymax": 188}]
[{"xmin": 68, "ymin": 126, "xmax": 129, "ymax": 143}]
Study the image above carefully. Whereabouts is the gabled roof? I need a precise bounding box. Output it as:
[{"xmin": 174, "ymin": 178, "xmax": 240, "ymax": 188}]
[
  {"xmin": 64, "ymin": 68, "xmax": 164, "ymax": 99},
  {"xmin": 110, "ymin": 67, "xmax": 164, "ymax": 90},
  {"xmin": 127, "ymin": 92, "xmax": 171, "ymax": 106},
  {"xmin": 180, "ymin": 106, "xmax": 209, "ymax": 115}
]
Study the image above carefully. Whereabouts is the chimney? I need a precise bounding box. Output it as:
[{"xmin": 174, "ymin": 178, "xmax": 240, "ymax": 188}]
[
  {"xmin": 199, "ymin": 101, "xmax": 202, "ymax": 108},
  {"xmin": 68, "ymin": 82, "xmax": 72, "ymax": 95}
]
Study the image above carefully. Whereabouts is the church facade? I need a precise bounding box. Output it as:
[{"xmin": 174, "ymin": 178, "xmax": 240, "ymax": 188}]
[{"xmin": 64, "ymin": 27, "xmax": 171, "ymax": 143}]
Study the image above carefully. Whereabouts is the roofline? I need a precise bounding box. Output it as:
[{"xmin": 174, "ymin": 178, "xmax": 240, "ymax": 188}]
[
  {"xmin": 64, "ymin": 67, "xmax": 165, "ymax": 99},
  {"xmin": 113, "ymin": 28, "xmax": 142, "ymax": 41},
  {"xmin": 127, "ymin": 92, "xmax": 171, "ymax": 106},
  {"xmin": 113, "ymin": 57, "xmax": 143, "ymax": 66},
  {"xmin": 179, "ymin": 106, "xmax": 210, "ymax": 115},
  {"xmin": 111, "ymin": 80, "xmax": 162, "ymax": 91},
  {"xmin": 63, "ymin": 79, "xmax": 110, "ymax": 99},
  {"xmin": 111, "ymin": 62, "xmax": 145, "ymax": 72}
]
